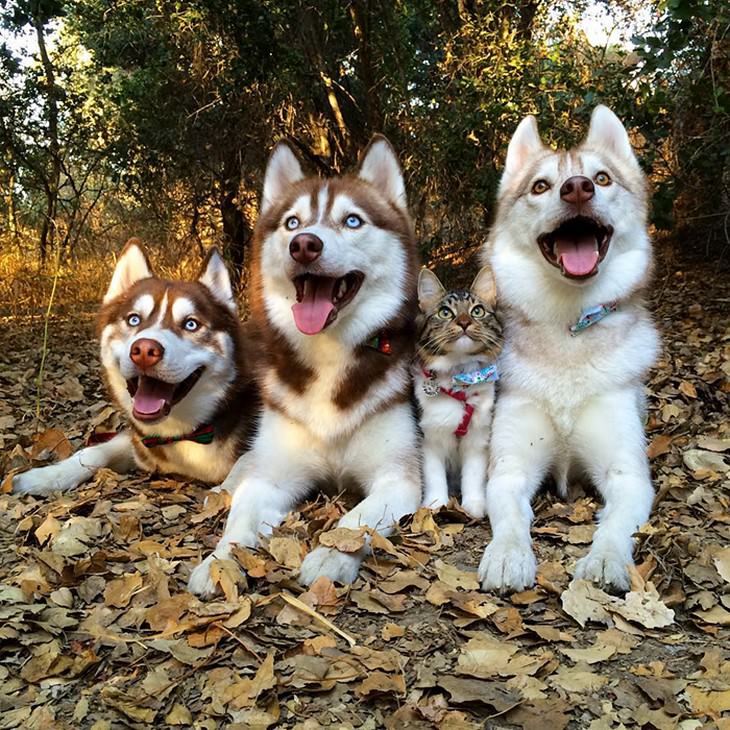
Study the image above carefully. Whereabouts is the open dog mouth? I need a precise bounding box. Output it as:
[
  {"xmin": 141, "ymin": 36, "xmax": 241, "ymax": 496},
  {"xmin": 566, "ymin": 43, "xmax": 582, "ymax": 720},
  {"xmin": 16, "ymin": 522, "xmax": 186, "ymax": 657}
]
[
  {"xmin": 126, "ymin": 368, "xmax": 204, "ymax": 422},
  {"xmin": 291, "ymin": 272, "xmax": 364, "ymax": 335},
  {"xmin": 537, "ymin": 216, "xmax": 613, "ymax": 280}
]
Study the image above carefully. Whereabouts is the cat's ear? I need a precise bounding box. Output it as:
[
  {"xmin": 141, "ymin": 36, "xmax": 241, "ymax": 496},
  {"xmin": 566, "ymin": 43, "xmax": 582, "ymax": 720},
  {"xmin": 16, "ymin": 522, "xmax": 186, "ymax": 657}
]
[
  {"xmin": 470, "ymin": 266, "xmax": 497, "ymax": 307},
  {"xmin": 417, "ymin": 268, "xmax": 446, "ymax": 311}
]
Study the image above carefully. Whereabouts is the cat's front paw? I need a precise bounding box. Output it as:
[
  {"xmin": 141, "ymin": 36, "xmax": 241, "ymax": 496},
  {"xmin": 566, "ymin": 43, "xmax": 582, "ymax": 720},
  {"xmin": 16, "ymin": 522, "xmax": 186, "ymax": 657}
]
[
  {"xmin": 299, "ymin": 546, "xmax": 361, "ymax": 587},
  {"xmin": 422, "ymin": 491, "xmax": 449, "ymax": 511},
  {"xmin": 574, "ymin": 544, "xmax": 632, "ymax": 593},
  {"xmin": 478, "ymin": 535, "xmax": 536, "ymax": 594},
  {"xmin": 460, "ymin": 495, "xmax": 487, "ymax": 520}
]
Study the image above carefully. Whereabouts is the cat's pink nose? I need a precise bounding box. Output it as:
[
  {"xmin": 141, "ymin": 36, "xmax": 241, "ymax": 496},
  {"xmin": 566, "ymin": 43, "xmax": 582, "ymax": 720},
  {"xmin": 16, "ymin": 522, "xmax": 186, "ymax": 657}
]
[{"xmin": 455, "ymin": 314, "xmax": 471, "ymax": 331}]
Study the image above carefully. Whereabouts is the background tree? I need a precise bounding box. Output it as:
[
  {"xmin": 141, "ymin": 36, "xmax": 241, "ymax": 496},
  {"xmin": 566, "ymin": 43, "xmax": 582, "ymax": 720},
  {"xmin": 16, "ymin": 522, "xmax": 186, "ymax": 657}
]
[{"xmin": 1, "ymin": 0, "xmax": 727, "ymax": 297}]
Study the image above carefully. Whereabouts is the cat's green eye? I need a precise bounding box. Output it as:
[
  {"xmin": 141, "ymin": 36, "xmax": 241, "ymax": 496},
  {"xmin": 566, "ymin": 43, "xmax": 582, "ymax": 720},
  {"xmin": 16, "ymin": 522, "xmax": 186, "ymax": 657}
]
[
  {"xmin": 471, "ymin": 304, "xmax": 486, "ymax": 318},
  {"xmin": 437, "ymin": 306, "xmax": 453, "ymax": 320}
]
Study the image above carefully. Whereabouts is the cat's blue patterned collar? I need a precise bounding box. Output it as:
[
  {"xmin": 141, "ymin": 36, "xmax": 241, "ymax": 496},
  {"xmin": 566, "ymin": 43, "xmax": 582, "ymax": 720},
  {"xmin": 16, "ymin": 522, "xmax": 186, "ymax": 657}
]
[
  {"xmin": 422, "ymin": 362, "xmax": 499, "ymax": 388},
  {"xmin": 569, "ymin": 302, "xmax": 618, "ymax": 336},
  {"xmin": 451, "ymin": 363, "xmax": 499, "ymax": 387}
]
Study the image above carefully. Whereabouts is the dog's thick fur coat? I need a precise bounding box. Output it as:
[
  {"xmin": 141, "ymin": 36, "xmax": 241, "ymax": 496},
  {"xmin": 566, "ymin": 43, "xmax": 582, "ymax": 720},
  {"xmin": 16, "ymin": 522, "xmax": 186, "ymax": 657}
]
[
  {"xmin": 12, "ymin": 240, "xmax": 259, "ymax": 495},
  {"xmin": 478, "ymin": 106, "xmax": 660, "ymax": 593},
  {"xmin": 188, "ymin": 136, "xmax": 421, "ymax": 596}
]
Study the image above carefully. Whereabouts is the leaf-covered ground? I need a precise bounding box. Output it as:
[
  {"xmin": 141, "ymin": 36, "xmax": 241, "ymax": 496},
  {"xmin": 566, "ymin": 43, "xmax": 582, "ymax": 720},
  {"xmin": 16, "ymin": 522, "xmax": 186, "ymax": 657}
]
[{"xmin": 0, "ymin": 253, "xmax": 728, "ymax": 730}]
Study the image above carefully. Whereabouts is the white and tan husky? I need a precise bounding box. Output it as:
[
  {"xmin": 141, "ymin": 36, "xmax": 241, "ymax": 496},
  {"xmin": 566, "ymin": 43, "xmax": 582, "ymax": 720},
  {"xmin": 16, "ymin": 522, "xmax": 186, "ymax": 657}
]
[
  {"xmin": 12, "ymin": 239, "xmax": 260, "ymax": 495},
  {"xmin": 188, "ymin": 136, "xmax": 421, "ymax": 596},
  {"xmin": 478, "ymin": 106, "xmax": 660, "ymax": 593}
]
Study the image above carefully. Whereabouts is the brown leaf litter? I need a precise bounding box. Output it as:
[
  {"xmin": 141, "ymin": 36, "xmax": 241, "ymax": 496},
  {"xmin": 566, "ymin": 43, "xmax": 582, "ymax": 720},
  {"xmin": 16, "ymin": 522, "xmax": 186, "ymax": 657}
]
[{"xmin": 0, "ymin": 259, "xmax": 728, "ymax": 728}]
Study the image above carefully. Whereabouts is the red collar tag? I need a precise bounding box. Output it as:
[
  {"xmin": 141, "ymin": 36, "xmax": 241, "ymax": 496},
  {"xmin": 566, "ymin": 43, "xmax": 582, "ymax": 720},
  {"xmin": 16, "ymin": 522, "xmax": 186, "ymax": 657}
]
[{"xmin": 366, "ymin": 332, "xmax": 392, "ymax": 355}]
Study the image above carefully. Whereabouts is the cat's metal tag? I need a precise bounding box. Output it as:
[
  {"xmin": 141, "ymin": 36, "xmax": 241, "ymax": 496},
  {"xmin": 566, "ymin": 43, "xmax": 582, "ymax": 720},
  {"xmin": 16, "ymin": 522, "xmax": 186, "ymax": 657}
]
[
  {"xmin": 422, "ymin": 378, "xmax": 440, "ymax": 398},
  {"xmin": 421, "ymin": 378, "xmax": 441, "ymax": 398}
]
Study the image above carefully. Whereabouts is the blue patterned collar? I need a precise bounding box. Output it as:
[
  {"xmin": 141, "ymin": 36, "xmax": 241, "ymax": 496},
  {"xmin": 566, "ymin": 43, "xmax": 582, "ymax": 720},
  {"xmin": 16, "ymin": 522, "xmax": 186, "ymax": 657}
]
[
  {"xmin": 450, "ymin": 362, "xmax": 499, "ymax": 387},
  {"xmin": 569, "ymin": 302, "xmax": 618, "ymax": 336}
]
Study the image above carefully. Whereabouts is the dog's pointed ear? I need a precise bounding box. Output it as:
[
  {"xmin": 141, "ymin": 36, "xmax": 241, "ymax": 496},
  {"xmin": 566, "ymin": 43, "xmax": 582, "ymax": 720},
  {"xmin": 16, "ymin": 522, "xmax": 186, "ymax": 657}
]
[
  {"xmin": 418, "ymin": 268, "xmax": 446, "ymax": 311},
  {"xmin": 470, "ymin": 266, "xmax": 497, "ymax": 307},
  {"xmin": 104, "ymin": 238, "xmax": 153, "ymax": 303},
  {"xmin": 583, "ymin": 105, "xmax": 635, "ymax": 161},
  {"xmin": 199, "ymin": 247, "xmax": 237, "ymax": 313},
  {"xmin": 503, "ymin": 115, "xmax": 545, "ymax": 181},
  {"xmin": 262, "ymin": 141, "xmax": 304, "ymax": 215},
  {"xmin": 358, "ymin": 135, "xmax": 407, "ymax": 210}
]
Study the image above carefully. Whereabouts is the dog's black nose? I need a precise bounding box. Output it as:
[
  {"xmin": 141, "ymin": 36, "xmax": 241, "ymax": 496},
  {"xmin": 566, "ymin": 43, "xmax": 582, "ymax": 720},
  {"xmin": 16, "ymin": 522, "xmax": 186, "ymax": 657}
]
[
  {"xmin": 560, "ymin": 175, "xmax": 594, "ymax": 206},
  {"xmin": 289, "ymin": 233, "xmax": 323, "ymax": 265}
]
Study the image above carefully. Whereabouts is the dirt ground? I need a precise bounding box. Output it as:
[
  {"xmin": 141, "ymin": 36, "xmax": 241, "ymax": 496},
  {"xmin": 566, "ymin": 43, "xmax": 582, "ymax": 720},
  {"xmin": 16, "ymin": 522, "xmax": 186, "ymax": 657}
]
[{"xmin": 0, "ymin": 250, "xmax": 728, "ymax": 729}]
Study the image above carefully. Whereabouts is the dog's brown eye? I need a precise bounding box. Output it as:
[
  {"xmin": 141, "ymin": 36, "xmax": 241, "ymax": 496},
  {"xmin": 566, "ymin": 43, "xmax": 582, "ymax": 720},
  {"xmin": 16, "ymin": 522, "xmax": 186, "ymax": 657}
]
[
  {"xmin": 595, "ymin": 171, "xmax": 611, "ymax": 186},
  {"xmin": 531, "ymin": 179, "xmax": 550, "ymax": 195}
]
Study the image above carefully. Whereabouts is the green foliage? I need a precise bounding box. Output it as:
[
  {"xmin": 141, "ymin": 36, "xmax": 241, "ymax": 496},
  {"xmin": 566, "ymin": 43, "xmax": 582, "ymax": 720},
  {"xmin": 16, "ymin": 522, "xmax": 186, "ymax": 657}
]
[
  {"xmin": 1, "ymin": 0, "xmax": 728, "ymax": 271},
  {"xmin": 634, "ymin": 0, "xmax": 730, "ymax": 243}
]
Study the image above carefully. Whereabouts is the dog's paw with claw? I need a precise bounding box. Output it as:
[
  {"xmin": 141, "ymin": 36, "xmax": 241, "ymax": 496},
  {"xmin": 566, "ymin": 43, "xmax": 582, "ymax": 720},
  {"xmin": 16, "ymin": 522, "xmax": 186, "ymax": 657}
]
[
  {"xmin": 299, "ymin": 546, "xmax": 361, "ymax": 587},
  {"xmin": 460, "ymin": 496, "xmax": 487, "ymax": 520},
  {"xmin": 574, "ymin": 545, "xmax": 631, "ymax": 593},
  {"xmin": 187, "ymin": 545, "xmax": 239, "ymax": 598},
  {"xmin": 478, "ymin": 536, "xmax": 536, "ymax": 593},
  {"xmin": 12, "ymin": 465, "xmax": 82, "ymax": 496}
]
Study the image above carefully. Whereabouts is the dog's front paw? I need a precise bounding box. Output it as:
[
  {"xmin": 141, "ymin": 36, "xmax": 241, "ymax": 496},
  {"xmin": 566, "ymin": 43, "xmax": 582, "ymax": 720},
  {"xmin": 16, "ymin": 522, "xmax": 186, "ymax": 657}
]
[
  {"xmin": 187, "ymin": 544, "xmax": 241, "ymax": 599},
  {"xmin": 299, "ymin": 546, "xmax": 361, "ymax": 587},
  {"xmin": 460, "ymin": 496, "xmax": 487, "ymax": 520},
  {"xmin": 478, "ymin": 536, "xmax": 536, "ymax": 594},
  {"xmin": 12, "ymin": 469, "xmax": 59, "ymax": 496},
  {"xmin": 574, "ymin": 545, "xmax": 631, "ymax": 593}
]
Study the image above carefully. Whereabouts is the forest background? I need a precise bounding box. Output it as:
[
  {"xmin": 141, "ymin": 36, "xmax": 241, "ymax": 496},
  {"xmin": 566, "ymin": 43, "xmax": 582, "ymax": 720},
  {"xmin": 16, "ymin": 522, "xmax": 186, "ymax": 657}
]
[{"xmin": 1, "ymin": 0, "xmax": 728, "ymax": 313}]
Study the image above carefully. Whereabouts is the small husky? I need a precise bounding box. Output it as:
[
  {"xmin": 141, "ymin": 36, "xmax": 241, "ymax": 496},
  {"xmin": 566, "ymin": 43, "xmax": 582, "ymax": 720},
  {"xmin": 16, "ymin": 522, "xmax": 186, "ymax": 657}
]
[
  {"xmin": 414, "ymin": 267, "xmax": 503, "ymax": 518},
  {"xmin": 12, "ymin": 239, "xmax": 260, "ymax": 495},
  {"xmin": 188, "ymin": 136, "xmax": 421, "ymax": 596},
  {"xmin": 478, "ymin": 106, "xmax": 660, "ymax": 593}
]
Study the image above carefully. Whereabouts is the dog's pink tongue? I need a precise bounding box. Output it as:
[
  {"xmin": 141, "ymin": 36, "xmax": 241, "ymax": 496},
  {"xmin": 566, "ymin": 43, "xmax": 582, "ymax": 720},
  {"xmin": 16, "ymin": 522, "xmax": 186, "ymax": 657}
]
[
  {"xmin": 133, "ymin": 376, "xmax": 175, "ymax": 417},
  {"xmin": 555, "ymin": 235, "xmax": 599, "ymax": 277},
  {"xmin": 292, "ymin": 277, "xmax": 336, "ymax": 335}
]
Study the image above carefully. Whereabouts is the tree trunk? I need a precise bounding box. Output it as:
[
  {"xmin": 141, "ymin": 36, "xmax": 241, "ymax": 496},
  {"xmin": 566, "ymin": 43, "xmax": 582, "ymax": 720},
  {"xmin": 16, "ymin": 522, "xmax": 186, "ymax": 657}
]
[
  {"xmin": 219, "ymin": 187, "xmax": 251, "ymax": 284},
  {"xmin": 6, "ymin": 171, "xmax": 18, "ymax": 238},
  {"xmin": 34, "ymin": 15, "xmax": 61, "ymax": 264},
  {"xmin": 349, "ymin": 0, "xmax": 383, "ymax": 134}
]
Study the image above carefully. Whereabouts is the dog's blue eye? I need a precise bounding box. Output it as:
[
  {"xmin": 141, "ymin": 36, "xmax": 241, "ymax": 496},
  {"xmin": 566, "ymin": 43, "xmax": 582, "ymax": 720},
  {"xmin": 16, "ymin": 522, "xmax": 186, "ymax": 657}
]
[
  {"xmin": 183, "ymin": 318, "xmax": 200, "ymax": 332},
  {"xmin": 127, "ymin": 313, "xmax": 141, "ymax": 326},
  {"xmin": 344, "ymin": 214, "xmax": 363, "ymax": 229},
  {"xmin": 438, "ymin": 306, "xmax": 453, "ymax": 320},
  {"xmin": 285, "ymin": 216, "xmax": 300, "ymax": 230}
]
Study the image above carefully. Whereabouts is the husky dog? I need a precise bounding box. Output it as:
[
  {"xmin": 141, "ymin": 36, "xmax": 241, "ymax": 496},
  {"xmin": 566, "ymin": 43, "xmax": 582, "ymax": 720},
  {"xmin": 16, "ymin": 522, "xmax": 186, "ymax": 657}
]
[
  {"xmin": 12, "ymin": 239, "xmax": 260, "ymax": 495},
  {"xmin": 188, "ymin": 136, "xmax": 421, "ymax": 596},
  {"xmin": 478, "ymin": 106, "xmax": 660, "ymax": 593},
  {"xmin": 414, "ymin": 267, "xmax": 503, "ymax": 518}
]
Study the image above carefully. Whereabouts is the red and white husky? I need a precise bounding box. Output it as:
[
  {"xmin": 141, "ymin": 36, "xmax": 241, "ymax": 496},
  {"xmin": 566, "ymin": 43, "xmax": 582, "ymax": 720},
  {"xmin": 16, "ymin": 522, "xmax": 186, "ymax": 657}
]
[
  {"xmin": 188, "ymin": 136, "xmax": 421, "ymax": 596},
  {"xmin": 12, "ymin": 239, "xmax": 260, "ymax": 495}
]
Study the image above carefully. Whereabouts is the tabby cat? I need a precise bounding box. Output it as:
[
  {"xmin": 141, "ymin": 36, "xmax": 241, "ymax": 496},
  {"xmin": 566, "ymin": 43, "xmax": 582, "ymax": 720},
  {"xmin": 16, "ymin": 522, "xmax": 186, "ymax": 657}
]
[{"xmin": 414, "ymin": 267, "xmax": 503, "ymax": 518}]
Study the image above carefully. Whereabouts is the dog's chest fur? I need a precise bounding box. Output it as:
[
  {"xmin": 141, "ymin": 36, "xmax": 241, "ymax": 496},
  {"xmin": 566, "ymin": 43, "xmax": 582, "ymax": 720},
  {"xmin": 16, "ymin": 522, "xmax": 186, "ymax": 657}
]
[
  {"xmin": 260, "ymin": 325, "xmax": 412, "ymax": 442},
  {"xmin": 501, "ymin": 304, "xmax": 659, "ymax": 434},
  {"xmin": 132, "ymin": 437, "xmax": 239, "ymax": 483}
]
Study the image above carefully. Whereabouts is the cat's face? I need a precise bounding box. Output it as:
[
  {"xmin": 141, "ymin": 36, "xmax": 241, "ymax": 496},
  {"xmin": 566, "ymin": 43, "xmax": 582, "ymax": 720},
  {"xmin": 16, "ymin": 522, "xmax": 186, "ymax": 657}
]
[{"xmin": 417, "ymin": 267, "xmax": 503, "ymax": 359}]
